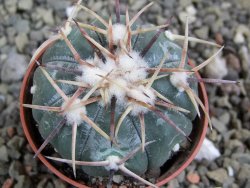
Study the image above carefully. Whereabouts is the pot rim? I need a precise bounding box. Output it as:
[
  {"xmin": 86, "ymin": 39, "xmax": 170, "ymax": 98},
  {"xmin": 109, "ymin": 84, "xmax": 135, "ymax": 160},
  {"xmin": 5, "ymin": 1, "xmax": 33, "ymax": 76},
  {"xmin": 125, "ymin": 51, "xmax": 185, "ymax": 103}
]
[
  {"xmin": 155, "ymin": 61, "xmax": 208, "ymax": 187},
  {"xmin": 20, "ymin": 36, "xmax": 208, "ymax": 188}
]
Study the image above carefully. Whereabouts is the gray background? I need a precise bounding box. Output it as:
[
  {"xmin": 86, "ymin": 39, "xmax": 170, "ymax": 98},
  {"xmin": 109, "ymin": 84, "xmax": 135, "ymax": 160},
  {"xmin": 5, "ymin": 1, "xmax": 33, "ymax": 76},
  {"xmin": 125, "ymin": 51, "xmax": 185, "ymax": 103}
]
[{"xmin": 0, "ymin": 0, "xmax": 250, "ymax": 187}]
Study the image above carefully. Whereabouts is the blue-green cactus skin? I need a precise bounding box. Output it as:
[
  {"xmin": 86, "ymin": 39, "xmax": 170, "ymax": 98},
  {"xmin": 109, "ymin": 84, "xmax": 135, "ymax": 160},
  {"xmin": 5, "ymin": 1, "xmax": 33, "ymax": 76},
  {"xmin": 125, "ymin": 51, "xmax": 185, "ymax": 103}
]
[{"xmin": 32, "ymin": 18, "xmax": 198, "ymax": 177}]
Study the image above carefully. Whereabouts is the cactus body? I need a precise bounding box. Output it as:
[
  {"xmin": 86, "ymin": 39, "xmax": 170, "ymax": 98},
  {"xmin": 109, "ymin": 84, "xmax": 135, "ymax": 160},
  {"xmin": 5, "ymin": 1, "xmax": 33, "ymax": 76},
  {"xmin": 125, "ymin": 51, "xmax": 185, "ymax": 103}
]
[
  {"xmin": 31, "ymin": 16, "xmax": 198, "ymax": 177},
  {"xmin": 21, "ymin": 1, "xmax": 228, "ymax": 185}
]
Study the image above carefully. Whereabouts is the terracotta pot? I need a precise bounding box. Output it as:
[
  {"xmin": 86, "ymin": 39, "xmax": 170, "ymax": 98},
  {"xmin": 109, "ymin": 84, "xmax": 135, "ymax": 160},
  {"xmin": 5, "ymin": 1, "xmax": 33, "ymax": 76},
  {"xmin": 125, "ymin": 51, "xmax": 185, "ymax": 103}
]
[{"xmin": 20, "ymin": 37, "xmax": 208, "ymax": 188}]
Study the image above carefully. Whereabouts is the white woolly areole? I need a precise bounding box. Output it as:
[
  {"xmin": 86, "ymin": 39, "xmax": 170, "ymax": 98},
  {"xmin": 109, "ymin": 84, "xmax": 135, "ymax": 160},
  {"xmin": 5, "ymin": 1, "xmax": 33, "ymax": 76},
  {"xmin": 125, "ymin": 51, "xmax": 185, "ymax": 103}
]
[
  {"xmin": 128, "ymin": 86, "xmax": 156, "ymax": 116},
  {"xmin": 98, "ymin": 57, "xmax": 117, "ymax": 72},
  {"xmin": 165, "ymin": 30, "xmax": 175, "ymax": 41},
  {"xmin": 30, "ymin": 85, "xmax": 37, "ymax": 94},
  {"xmin": 111, "ymin": 24, "xmax": 127, "ymax": 44},
  {"xmin": 170, "ymin": 72, "xmax": 189, "ymax": 92},
  {"xmin": 130, "ymin": 103, "xmax": 149, "ymax": 116},
  {"xmin": 128, "ymin": 86, "xmax": 155, "ymax": 105},
  {"xmin": 105, "ymin": 155, "xmax": 121, "ymax": 171},
  {"xmin": 119, "ymin": 51, "xmax": 146, "ymax": 69},
  {"xmin": 86, "ymin": 58, "xmax": 98, "ymax": 66},
  {"xmin": 78, "ymin": 66, "xmax": 106, "ymax": 86},
  {"xmin": 118, "ymin": 52, "xmax": 148, "ymax": 82},
  {"xmin": 127, "ymin": 68, "xmax": 148, "ymax": 83},
  {"xmin": 63, "ymin": 99, "xmax": 86, "ymax": 125},
  {"xmin": 78, "ymin": 50, "xmax": 153, "ymax": 109},
  {"xmin": 119, "ymin": 54, "xmax": 137, "ymax": 70},
  {"xmin": 108, "ymin": 78, "xmax": 128, "ymax": 105}
]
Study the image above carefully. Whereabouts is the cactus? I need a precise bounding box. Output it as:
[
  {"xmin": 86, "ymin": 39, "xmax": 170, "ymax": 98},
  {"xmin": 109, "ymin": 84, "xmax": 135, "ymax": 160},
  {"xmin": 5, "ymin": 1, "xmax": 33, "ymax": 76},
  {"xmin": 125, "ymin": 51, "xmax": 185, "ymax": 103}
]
[{"xmin": 22, "ymin": 1, "xmax": 236, "ymax": 187}]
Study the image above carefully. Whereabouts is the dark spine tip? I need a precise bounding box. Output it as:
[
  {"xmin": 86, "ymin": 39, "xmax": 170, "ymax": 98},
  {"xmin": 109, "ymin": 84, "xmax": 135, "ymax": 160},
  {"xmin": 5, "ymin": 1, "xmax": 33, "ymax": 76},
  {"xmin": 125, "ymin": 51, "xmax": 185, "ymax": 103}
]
[
  {"xmin": 33, "ymin": 118, "xmax": 66, "ymax": 159},
  {"xmin": 94, "ymin": 28, "xmax": 105, "ymax": 46},
  {"xmin": 74, "ymin": 19, "xmax": 107, "ymax": 63},
  {"xmin": 115, "ymin": 0, "xmax": 121, "ymax": 23},
  {"xmin": 73, "ymin": 19, "xmax": 87, "ymax": 35},
  {"xmin": 140, "ymin": 30, "xmax": 161, "ymax": 58},
  {"xmin": 140, "ymin": 17, "xmax": 172, "ymax": 57},
  {"xmin": 110, "ymin": 96, "xmax": 117, "ymax": 147}
]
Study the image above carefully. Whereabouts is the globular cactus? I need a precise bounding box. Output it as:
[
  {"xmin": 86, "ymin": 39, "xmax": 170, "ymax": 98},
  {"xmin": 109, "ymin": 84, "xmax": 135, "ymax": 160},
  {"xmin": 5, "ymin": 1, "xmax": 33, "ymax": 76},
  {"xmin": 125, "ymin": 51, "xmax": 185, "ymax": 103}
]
[{"xmin": 22, "ymin": 0, "xmax": 233, "ymax": 187}]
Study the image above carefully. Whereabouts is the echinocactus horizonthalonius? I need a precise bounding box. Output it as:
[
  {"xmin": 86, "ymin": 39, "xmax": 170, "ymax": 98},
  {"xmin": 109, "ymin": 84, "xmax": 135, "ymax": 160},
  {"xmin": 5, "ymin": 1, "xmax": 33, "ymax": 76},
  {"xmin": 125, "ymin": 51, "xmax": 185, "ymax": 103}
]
[{"xmin": 22, "ymin": 0, "xmax": 235, "ymax": 187}]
